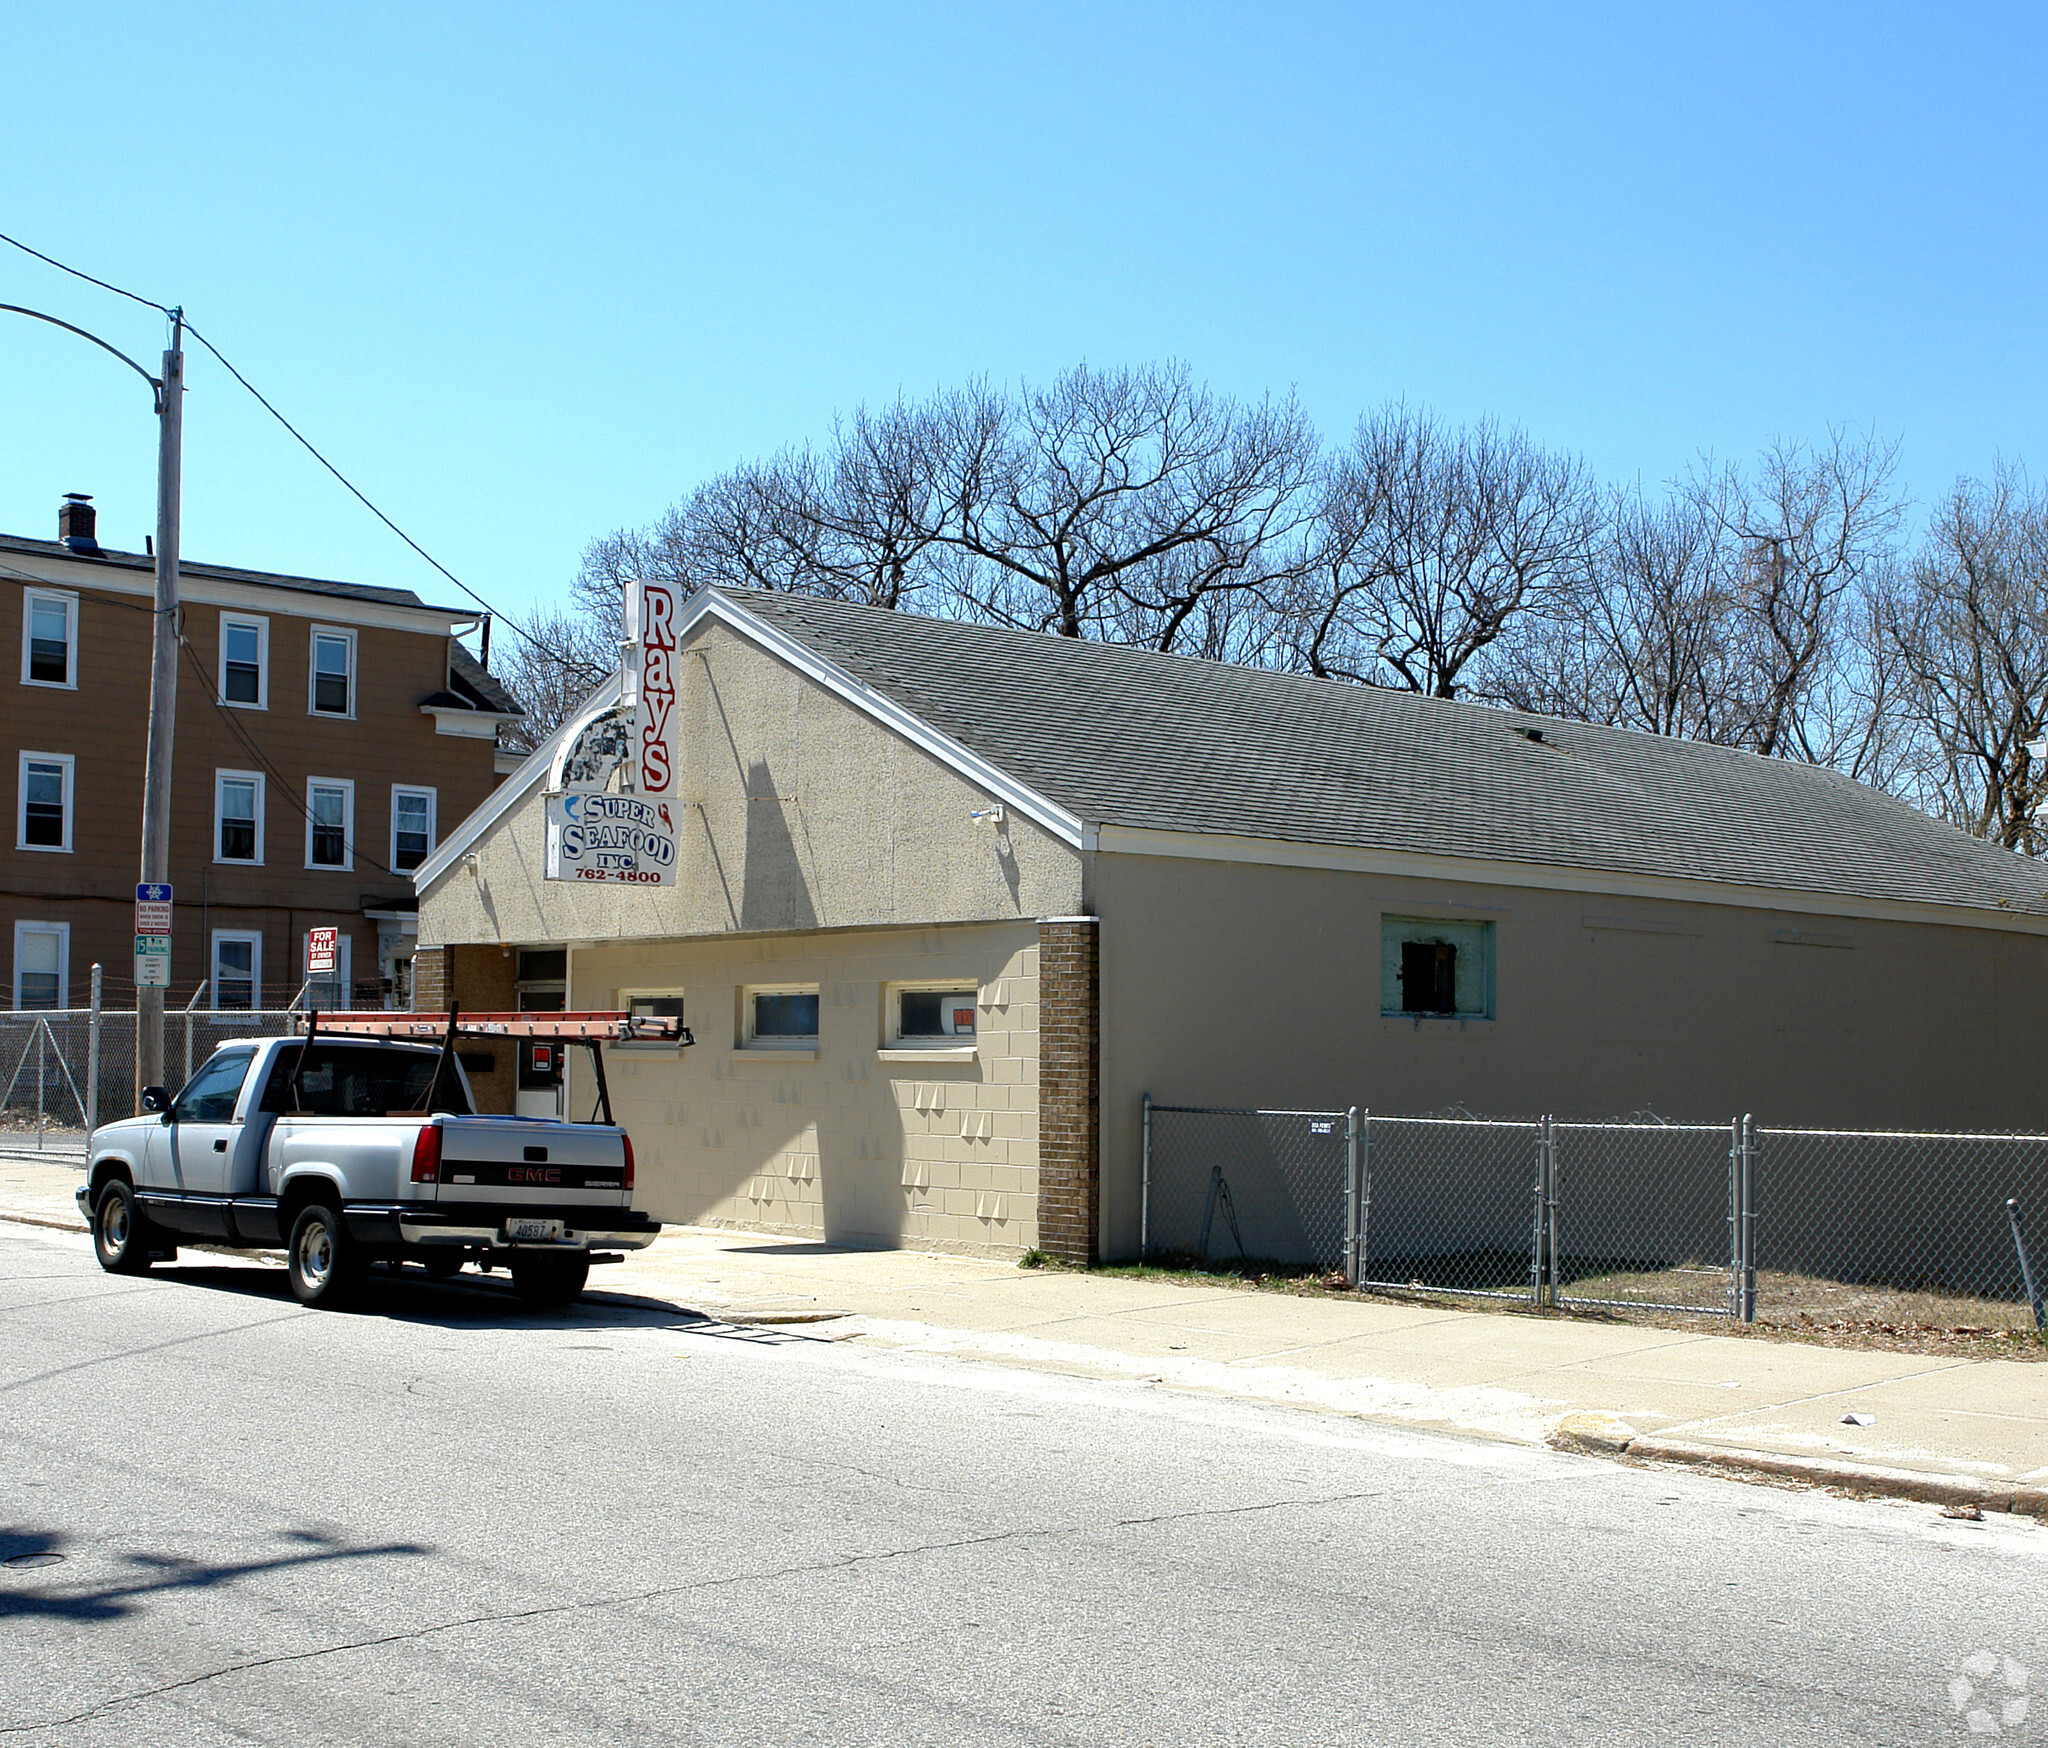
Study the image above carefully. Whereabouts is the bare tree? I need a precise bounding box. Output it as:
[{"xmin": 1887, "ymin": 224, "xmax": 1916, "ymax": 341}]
[
  {"xmin": 495, "ymin": 603, "xmax": 620, "ymax": 752},
  {"xmin": 1877, "ymin": 468, "xmax": 2048, "ymax": 851},
  {"xmin": 1289, "ymin": 408, "xmax": 1599, "ymax": 698},
  {"xmin": 933, "ymin": 363, "xmax": 1320, "ymax": 652},
  {"xmin": 1688, "ymin": 429, "xmax": 1905, "ymax": 764}
]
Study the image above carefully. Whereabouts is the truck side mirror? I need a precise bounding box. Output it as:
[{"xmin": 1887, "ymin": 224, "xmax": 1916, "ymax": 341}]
[{"xmin": 140, "ymin": 1086, "xmax": 172, "ymax": 1118}]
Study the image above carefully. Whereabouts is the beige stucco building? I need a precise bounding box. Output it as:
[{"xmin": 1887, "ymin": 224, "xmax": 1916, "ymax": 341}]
[{"xmin": 414, "ymin": 589, "xmax": 2048, "ymax": 1264}]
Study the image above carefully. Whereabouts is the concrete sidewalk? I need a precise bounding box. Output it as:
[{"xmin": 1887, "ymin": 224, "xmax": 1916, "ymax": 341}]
[{"xmin": 8, "ymin": 1155, "xmax": 2044, "ymax": 1516}]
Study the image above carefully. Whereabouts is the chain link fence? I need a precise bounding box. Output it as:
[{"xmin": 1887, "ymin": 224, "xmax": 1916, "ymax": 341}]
[
  {"xmin": 0, "ymin": 1008, "xmax": 325, "ymax": 1132},
  {"xmin": 1357, "ymin": 1116, "xmax": 1543, "ymax": 1299},
  {"xmin": 1143, "ymin": 1097, "xmax": 2048, "ymax": 1329},
  {"xmin": 1141, "ymin": 1105, "xmax": 1352, "ymax": 1273}
]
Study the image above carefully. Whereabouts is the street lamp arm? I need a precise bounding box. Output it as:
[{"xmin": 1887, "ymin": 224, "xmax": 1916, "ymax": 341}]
[{"xmin": 0, "ymin": 302, "xmax": 164, "ymax": 408}]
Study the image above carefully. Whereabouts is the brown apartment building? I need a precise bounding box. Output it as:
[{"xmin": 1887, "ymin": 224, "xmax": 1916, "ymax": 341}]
[{"xmin": 1, "ymin": 497, "xmax": 521, "ymax": 1012}]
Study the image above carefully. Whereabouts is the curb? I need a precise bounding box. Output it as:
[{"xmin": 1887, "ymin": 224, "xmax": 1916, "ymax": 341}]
[
  {"xmin": 0, "ymin": 1210, "xmax": 87, "ymax": 1236},
  {"xmin": 1548, "ymin": 1412, "xmax": 2048, "ymax": 1519}
]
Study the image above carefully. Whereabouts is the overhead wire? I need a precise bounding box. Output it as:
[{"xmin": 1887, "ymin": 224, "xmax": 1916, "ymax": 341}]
[{"xmin": 0, "ymin": 227, "xmax": 585, "ymax": 671}]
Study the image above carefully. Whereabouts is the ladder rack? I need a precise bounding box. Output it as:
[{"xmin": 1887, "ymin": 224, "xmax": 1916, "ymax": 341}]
[
  {"xmin": 300, "ymin": 1010, "xmax": 691, "ymax": 1045},
  {"xmin": 289, "ymin": 1006, "xmax": 690, "ymax": 1127}
]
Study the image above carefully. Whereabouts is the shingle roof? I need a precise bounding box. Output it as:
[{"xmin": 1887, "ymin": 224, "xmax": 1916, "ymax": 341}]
[
  {"xmin": 0, "ymin": 532, "xmax": 468, "ymax": 615},
  {"xmin": 448, "ymin": 642, "xmax": 523, "ymax": 716},
  {"xmin": 727, "ymin": 588, "xmax": 2048, "ymax": 919}
]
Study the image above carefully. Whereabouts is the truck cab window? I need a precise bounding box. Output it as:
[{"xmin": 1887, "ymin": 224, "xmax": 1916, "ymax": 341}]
[
  {"xmin": 259, "ymin": 1044, "xmax": 471, "ymax": 1117},
  {"xmin": 173, "ymin": 1049, "xmax": 257, "ymax": 1124}
]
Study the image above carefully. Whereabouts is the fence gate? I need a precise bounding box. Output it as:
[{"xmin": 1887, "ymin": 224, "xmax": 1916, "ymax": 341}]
[
  {"xmin": 1355, "ymin": 1116, "xmax": 1545, "ymax": 1301},
  {"xmin": 1550, "ymin": 1120, "xmax": 1737, "ymax": 1316}
]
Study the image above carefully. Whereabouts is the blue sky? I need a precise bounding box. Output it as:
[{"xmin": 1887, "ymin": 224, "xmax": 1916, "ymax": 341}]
[{"xmin": 3, "ymin": 3, "xmax": 2043, "ymax": 629}]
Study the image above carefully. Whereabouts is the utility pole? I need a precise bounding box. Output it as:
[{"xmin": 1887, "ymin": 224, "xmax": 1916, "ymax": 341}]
[{"xmin": 136, "ymin": 309, "xmax": 184, "ymax": 1094}]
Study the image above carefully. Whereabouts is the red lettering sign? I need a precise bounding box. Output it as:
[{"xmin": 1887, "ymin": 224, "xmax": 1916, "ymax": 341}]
[{"xmin": 637, "ymin": 582, "xmax": 677, "ymax": 795}]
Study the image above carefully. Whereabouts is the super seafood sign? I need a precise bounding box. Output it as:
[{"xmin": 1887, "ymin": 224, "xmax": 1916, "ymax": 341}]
[{"xmin": 545, "ymin": 792, "xmax": 679, "ymax": 885}]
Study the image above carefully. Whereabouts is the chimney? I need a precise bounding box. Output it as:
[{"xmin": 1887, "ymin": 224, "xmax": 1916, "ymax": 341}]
[{"xmin": 58, "ymin": 494, "xmax": 99, "ymax": 554}]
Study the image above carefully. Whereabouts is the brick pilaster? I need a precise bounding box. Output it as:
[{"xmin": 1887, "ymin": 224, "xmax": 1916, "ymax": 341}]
[
  {"xmin": 410, "ymin": 947, "xmax": 448, "ymax": 1013},
  {"xmin": 1037, "ymin": 917, "xmax": 1100, "ymax": 1265}
]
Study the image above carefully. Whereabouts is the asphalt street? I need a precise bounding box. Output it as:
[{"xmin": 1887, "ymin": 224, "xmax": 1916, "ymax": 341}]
[{"xmin": 3, "ymin": 1222, "xmax": 2044, "ymax": 1747}]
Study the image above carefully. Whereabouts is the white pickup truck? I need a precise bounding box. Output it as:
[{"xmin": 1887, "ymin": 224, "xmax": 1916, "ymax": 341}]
[{"xmin": 76, "ymin": 1011, "xmax": 686, "ymax": 1309}]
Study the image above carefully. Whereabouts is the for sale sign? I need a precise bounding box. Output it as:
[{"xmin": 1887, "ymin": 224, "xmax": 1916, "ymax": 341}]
[
  {"xmin": 306, "ymin": 927, "xmax": 338, "ymax": 975},
  {"xmin": 624, "ymin": 580, "xmax": 677, "ymax": 797},
  {"xmin": 545, "ymin": 791, "xmax": 679, "ymax": 885}
]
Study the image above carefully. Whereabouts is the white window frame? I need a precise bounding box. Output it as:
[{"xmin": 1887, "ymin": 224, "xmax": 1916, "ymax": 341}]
[
  {"xmin": 615, "ymin": 987, "xmax": 686, "ymax": 1052},
  {"xmin": 214, "ymin": 769, "xmax": 265, "ymax": 866},
  {"xmin": 738, "ymin": 982, "xmax": 820, "ymax": 1052},
  {"xmin": 307, "ymin": 624, "xmax": 357, "ymax": 719},
  {"xmin": 13, "ymin": 920, "xmax": 69, "ymax": 1010},
  {"xmin": 218, "ymin": 613, "xmax": 269, "ymax": 710},
  {"xmin": 390, "ymin": 785, "xmax": 437, "ymax": 873},
  {"xmin": 881, "ymin": 979, "xmax": 982, "ymax": 1058},
  {"xmin": 16, "ymin": 751, "xmax": 74, "ymax": 854},
  {"xmin": 304, "ymin": 776, "xmax": 355, "ymax": 872},
  {"xmin": 1380, "ymin": 916, "xmax": 1497, "ymax": 1020},
  {"xmin": 20, "ymin": 588, "xmax": 78, "ymax": 690},
  {"xmin": 210, "ymin": 929, "xmax": 263, "ymax": 1012}
]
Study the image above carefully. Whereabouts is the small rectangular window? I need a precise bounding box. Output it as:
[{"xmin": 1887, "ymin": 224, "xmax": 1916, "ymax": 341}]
[
  {"xmin": 391, "ymin": 786, "xmax": 435, "ymax": 872},
  {"xmin": 21, "ymin": 590, "xmax": 77, "ymax": 688},
  {"xmin": 13, "ymin": 922, "xmax": 68, "ymax": 1010},
  {"xmin": 306, "ymin": 778, "xmax": 353, "ymax": 870},
  {"xmin": 310, "ymin": 628, "xmax": 354, "ymax": 717},
  {"xmin": 1382, "ymin": 917, "xmax": 1495, "ymax": 1019},
  {"xmin": 899, "ymin": 987, "xmax": 978, "ymax": 1038},
  {"xmin": 742, "ymin": 985, "xmax": 819, "ymax": 1048},
  {"xmin": 220, "ymin": 615, "xmax": 267, "ymax": 708},
  {"xmin": 212, "ymin": 932, "xmax": 261, "ymax": 1011},
  {"xmin": 17, "ymin": 752, "xmax": 72, "ymax": 852},
  {"xmin": 215, "ymin": 771, "xmax": 263, "ymax": 864}
]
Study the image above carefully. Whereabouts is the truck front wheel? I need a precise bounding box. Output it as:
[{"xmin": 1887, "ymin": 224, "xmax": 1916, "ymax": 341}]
[
  {"xmin": 94, "ymin": 1180, "xmax": 154, "ymax": 1275},
  {"xmin": 287, "ymin": 1203, "xmax": 361, "ymax": 1307},
  {"xmin": 510, "ymin": 1253, "xmax": 589, "ymax": 1309}
]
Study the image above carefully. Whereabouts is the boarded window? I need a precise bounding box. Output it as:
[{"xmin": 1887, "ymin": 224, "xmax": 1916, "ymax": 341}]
[{"xmin": 1381, "ymin": 917, "xmax": 1494, "ymax": 1018}]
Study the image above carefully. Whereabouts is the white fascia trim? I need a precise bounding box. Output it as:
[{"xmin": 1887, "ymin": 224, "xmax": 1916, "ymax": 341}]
[
  {"xmin": 4, "ymin": 550, "xmax": 474, "ymax": 637},
  {"xmin": 690, "ymin": 591, "xmax": 1085, "ymax": 848},
  {"xmin": 414, "ymin": 672, "xmax": 623, "ymax": 893},
  {"xmin": 1094, "ymin": 822, "xmax": 2048, "ymax": 938},
  {"xmin": 417, "ymin": 588, "xmax": 1090, "ymax": 892},
  {"xmin": 421, "ymin": 706, "xmax": 511, "ymax": 738}
]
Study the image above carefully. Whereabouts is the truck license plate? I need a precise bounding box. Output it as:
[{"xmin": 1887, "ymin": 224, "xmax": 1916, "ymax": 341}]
[{"xmin": 506, "ymin": 1218, "xmax": 564, "ymax": 1243}]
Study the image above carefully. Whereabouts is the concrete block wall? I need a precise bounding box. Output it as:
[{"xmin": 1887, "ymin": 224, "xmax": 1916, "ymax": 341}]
[{"xmin": 570, "ymin": 921, "xmax": 1042, "ymax": 1258}]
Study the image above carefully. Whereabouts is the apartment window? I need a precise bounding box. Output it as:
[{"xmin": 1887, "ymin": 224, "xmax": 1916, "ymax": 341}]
[
  {"xmin": 211, "ymin": 931, "xmax": 262, "ymax": 1011},
  {"xmin": 309, "ymin": 627, "xmax": 355, "ymax": 717},
  {"xmin": 219, "ymin": 615, "xmax": 268, "ymax": 708},
  {"xmin": 391, "ymin": 786, "xmax": 436, "ymax": 872},
  {"xmin": 892, "ymin": 984, "xmax": 978, "ymax": 1042},
  {"xmin": 215, "ymin": 771, "xmax": 264, "ymax": 864},
  {"xmin": 741, "ymin": 984, "xmax": 819, "ymax": 1049},
  {"xmin": 17, "ymin": 753, "xmax": 73, "ymax": 852},
  {"xmin": 1381, "ymin": 917, "xmax": 1495, "ymax": 1019},
  {"xmin": 21, "ymin": 590, "xmax": 77, "ymax": 688},
  {"xmin": 13, "ymin": 922, "xmax": 68, "ymax": 1010},
  {"xmin": 306, "ymin": 778, "xmax": 353, "ymax": 870}
]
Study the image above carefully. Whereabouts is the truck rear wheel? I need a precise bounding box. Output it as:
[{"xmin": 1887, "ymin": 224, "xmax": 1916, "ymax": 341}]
[
  {"xmin": 511, "ymin": 1253, "xmax": 589, "ymax": 1308},
  {"xmin": 94, "ymin": 1180, "xmax": 154, "ymax": 1275},
  {"xmin": 287, "ymin": 1203, "xmax": 361, "ymax": 1307}
]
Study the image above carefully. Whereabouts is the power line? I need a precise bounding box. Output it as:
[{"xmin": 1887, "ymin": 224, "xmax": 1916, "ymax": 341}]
[{"xmin": 0, "ymin": 228, "xmax": 584, "ymax": 673}]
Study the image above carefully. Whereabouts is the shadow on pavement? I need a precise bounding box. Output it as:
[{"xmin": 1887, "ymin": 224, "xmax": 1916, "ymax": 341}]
[
  {"xmin": 148, "ymin": 1260, "xmax": 714, "ymax": 1333},
  {"xmin": 0, "ymin": 1525, "xmax": 428, "ymax": 1622}
]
